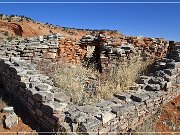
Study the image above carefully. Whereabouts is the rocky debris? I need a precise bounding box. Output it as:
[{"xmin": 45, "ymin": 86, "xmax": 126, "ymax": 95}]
[
  {"xmin": 4, "ymin": 112, "xmax": 19, "ymax": 129},
  {"xmin": 1, "ymin": 106, "xmax": 19, "ymax": 129}
]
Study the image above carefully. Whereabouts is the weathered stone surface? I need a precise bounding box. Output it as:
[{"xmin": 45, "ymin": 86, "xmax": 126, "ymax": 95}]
[
  {"xmin": 2, "ymin": 107, "xmax": 14, "ymax": 113},
  {"xmin": 101, "ymin": 111, "xmax": 116, "ymax": 124},
  {"xmin": 113, "ymin": 92, "xmax": 132, "ymax": 102},
  {"xmin": 145, "ymin": 84, "xmax": 161, "ymax": 91},
  {"xmin": 96, "ymin": 100, "xmax": 116, "ymax": 109},
  {"xmin": 35, "ymin": 83, "xmax": 52, "ymax": 91},
  {"xmin": 4, "ymin": 113, "xmax": 18, "ymax": 129},
  {"xmin": 78, "ymin": 105, "xmax": 101, "ymax": 115},
  {"xmin": 138, "ymin": 76, "xmax": 151, "ymax": 84},
  {"xmin": 131, "ymin": 94, "xmax": 149, "ymax": 102},
  {"xmin": 111, "ymin": 105, "xmax": 126, "ymax": 116},
  {"xmin": 166, "ymin": 62, "xmax": 175, "ymax": 69},
  {"xmin": 33, "ymin": 91, "xmax": 54, "ymax": 102},
  {"xmin": 78, "ymin": 117, "xmax": 101, "ymax": 133},
  {"xmin": 29, "ymin": 76, "xmax": 41, "ymax": 83},
  {"xmin": 42, "ymin": 101, "xmax": 68, "ymax": 114},
  {"xmin": 54, "ymin": 92, "xmax": 71, "ymax": 103},
  {"xmin": 164, "ymin": 69, "xmax": 177, "ymax": 76}
]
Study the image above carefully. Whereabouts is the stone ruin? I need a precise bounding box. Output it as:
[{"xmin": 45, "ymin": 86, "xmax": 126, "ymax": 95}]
[
  {"xmin": 80, "ymin": 34, "xmax": 169, "ymax": 72},
  {"xmin": 0, "ymin": 33, "xmax": 179, "ymax": 134}
]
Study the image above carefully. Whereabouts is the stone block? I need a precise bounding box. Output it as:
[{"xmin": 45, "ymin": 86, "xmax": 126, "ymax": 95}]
[
  {"xmin": 29, "ymin": 76, "xmax": 41, "ymax": 83},
  {"xmin": 54, "ymin": 92, "xmax": 71, "ymax": 103},
  {"xmin": 130, "ymin": 93, "xmax": 149, "ymax": 102},
  {"xmin": 78, "ymin": 105, "xmax": 101, "ymax": 115},
  {"xmin": 138, "ymin": 76, "xmax": 151, "ymax": 84},
  {"xmin": 4, "ymin": 113, "xmax": 18, "ymax": 129},
  {"xmin": 145, "ymin": 84, "xmax": 161, "ymax": 91},
  {"xmin": 175, "ymin": 62, "xmax": 180, "ymax": 68},
  {"xmin": 166, "ymin": 62, "xmax": 175, "ymax": 69},
  {"xmin": 113, "ymin": 92, "xmax": 132, "ymax": 102},
  {"xmin": 35, "ymin": 83, "xmax": 52, "ymax": 91},
  {"xmin": 33, "ymin": 91, "xmax": 54, "ymax": 102},
  {"xmin": 78, "ymin": 117, "xmax": 100, "ymax": 133},
  {"xmin": 41, "ymin": 101, "xmax": 68, "ymax": 114},
  {"xmin": 111, "ymin": 105, "xmax": 127, "ymax": 117},
  {"xmin": 148, "ymin": 77, "xmax": 164, "ymax": 84},
  {"xmin": 99, "ymin": 126, "xmax": 110, "ymax": 135},
  {"xmin": 96, "ymin": 100, "xmax": 116, "ymax": 108},
  {"xmin": 2, "ymin": 107, "xmax": 14, "ymax": 113},
  {"xmin": 101, "ymin": 111, "xmax": 116, "ymax": 124},
  {"xmin": 164, "ymin": 69, "xmax": 177, "ymax": 76},
  {"xmin": 165, "ymin": 81, "xmax": 172, "ymax": 91}
]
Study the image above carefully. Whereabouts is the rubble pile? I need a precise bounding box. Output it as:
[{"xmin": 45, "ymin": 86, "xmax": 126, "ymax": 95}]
[{"xmin": 0, "ymin": 106, "xmax": 19, "ymax": 129}]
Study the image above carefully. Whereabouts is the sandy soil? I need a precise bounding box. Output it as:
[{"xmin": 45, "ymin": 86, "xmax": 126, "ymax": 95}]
[{"xmin": 155, "ymin": 94, "xmax": 180, "ymax": 135}]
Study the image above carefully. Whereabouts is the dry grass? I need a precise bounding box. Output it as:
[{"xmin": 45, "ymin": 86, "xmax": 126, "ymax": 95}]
[
  {"xmin": 37, "ymin": 57, "xmax": 153, "ymax": 105},
  {"xmin": 37, "ymin": 62, "xmax": 100, "ymax": 105},
  {"xmin": 98, "ymin": 57, "xmax": 153, "ymax": 100}
]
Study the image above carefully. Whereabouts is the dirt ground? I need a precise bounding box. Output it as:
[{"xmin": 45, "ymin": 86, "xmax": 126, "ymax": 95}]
[
  {"xmin": 0, "ymin": 100, "xmax": 35, "ymax": 135},
  {"xmin": 155, "ymin": 94, "xmax": 180, "ymax": 135},
  {"xmin": 135, "ymin": 94, "xmax": 180, "ymax": 135}
]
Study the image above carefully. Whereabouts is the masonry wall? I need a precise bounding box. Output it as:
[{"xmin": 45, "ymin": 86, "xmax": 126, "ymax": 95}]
[
  {"xmin": 59, "ymin": 45, "xmax": 180, "ymax": 134},
  {"xmin": 0, "ymin": 34, "xmax": 60, "ymax": 63},
  {"xmin": 0, "ymin": 34, "xmax": 179, "ymax": 134},
  {"xmin": 80, "ymin": 34, "xmax": 169, "ymax": 72},
  {"xmin": 0, "ymin": 56, "xmax": 70, "ymax": 131}
]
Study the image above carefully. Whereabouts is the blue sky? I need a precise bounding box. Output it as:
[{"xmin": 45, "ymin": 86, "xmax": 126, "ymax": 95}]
[{"xmin": 0, "ymin": 1, "xmax": 180, "ymax": 41}]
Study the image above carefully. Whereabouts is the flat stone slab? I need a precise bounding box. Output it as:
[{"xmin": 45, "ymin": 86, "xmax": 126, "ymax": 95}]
[
  {"xmin": 130, "ymin": 93, "xmax": 150, "ymax": 102},
  {"xmin": 54, "ymin": 92, "xmax": 71, "ymax": 103},
  {"xmin": 2, "ymin": 107, "xmax": 14, "ymax": 113},
  {"xmin": 101, "ymin": 111, "xmax": 116, "ymax": 124},
  {"xmin": 35, "ymin": 83, "xmax": 52, "ymax": 91}
]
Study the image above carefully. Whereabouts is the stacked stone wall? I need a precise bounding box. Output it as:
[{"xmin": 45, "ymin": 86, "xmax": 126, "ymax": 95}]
[{"xmin": 0, "ymin": 34, "xmax": 179, "ymax": 134}]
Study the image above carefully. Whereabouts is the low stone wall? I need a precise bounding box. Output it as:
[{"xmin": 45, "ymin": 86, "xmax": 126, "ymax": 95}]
[
  {"xmin": 80, "ymin": 34, "xmax": 169, "ymax": 72},
  {"xmin": 62, "ymin": 58, "xmax": 180, "ymax": 134},
  {"xmin": 0, "ymin": 34, "xmax": 179, "ymax": 134},
  {"xmin": 0, "ymin": 34, "xmax": 60, "ymax": 63},
  {"xmin": 0, "ymin": 56, "xmax": 70, "ymax": 131}
]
